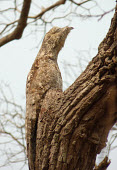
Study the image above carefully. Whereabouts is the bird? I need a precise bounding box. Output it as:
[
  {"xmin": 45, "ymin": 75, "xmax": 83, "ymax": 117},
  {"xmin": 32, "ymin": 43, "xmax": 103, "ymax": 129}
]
[{"xmin": 25, "ymin": 26, "xmax": 73, "ymax": 170}]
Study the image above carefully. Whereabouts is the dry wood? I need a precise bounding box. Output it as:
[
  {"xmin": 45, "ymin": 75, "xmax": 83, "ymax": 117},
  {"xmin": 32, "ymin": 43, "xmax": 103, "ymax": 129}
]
[
  {"xmin": 34, "ymin": 6, "xmax": 117, "ymax": 170},
  {"xmin": 26, "ymin": 5, "xmax": 117, "ymax": 170}
]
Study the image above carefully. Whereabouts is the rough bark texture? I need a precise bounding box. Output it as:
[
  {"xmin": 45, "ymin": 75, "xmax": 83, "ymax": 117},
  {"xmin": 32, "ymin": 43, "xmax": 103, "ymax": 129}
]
[
  {"xmin": 26, "ymin": 5, "xmax": 117, "ymax": 170},
  {"xmin": 94, "ymin": 156, "xmax": 111, "ymax": 170}
]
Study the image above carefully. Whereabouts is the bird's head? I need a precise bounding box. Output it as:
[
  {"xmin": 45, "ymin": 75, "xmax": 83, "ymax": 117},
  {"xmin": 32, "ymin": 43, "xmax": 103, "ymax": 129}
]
[{"xmin": 40, "ymin": 26, "xmax": 73, "ymax": 57}]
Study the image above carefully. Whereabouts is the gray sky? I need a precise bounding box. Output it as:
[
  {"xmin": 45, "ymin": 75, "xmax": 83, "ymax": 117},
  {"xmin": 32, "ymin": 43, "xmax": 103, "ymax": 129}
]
[{"xmin": 0, "ymin": 1, "xmax": 116, "ymax": 169}]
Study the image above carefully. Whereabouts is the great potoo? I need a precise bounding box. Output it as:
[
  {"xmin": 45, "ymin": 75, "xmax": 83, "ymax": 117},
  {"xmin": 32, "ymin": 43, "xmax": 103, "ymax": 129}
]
[{"xmin": 25, "ymin": 26, "xmax": 73, "ymax": 170}]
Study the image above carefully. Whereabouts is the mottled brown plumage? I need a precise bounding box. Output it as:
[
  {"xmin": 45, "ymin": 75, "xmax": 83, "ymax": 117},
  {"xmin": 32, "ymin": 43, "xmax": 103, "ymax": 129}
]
[{"xmin": 25, "ymin": 26, "xmax": 73, "ymax": 170}]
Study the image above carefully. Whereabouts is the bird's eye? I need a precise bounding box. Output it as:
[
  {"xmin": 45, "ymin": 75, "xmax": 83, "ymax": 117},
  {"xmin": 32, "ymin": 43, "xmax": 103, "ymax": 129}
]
[
  {"xmin": 55, "ymin": 28, "xmax": 60, "ymax": 33},
  {"xmin": 52, "ymin": 27, "xmax": 60, "ymax": 34}
]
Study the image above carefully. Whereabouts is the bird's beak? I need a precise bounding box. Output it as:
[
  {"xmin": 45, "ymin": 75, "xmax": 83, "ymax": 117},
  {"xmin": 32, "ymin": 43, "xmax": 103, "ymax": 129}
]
[{"xmin": 69, "ymin": 27, "xmax": 74, "ymax": 30}]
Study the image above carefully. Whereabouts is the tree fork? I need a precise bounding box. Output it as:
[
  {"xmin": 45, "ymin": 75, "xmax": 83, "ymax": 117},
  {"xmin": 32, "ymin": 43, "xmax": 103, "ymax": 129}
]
[{"xmin": 34, "ymin": 5, "xmax": 117, "ymax": 170}]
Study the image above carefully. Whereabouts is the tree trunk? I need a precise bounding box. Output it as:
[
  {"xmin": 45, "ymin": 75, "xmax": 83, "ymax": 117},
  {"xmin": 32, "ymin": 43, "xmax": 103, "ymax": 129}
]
[{"xmin": 34, "ymin": 5, "xmax": 117, "ymax": 170}]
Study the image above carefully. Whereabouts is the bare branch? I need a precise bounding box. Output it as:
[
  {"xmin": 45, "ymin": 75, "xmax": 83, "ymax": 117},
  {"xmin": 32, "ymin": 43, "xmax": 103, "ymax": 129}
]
[
  {"xmin": 0, "ymin": 8, "xmax": 15, "ymax": 13},
  {"xmin": 0, "ymin": 83, "xmax": 26, "ymax": 168},
  {"xmin": 70, "ymin": 0, "xmax": 92, "ymax": 6},
  {"xmin": 0, "ymin": 20, "xmax": 18, "ymax": 34},
  {"xmin": 0, "ymin": 0, "xmax": 31, "ymax": 47},
  {"xmin": 72, "ymin": 7, "xmax": 115, "ymax": 20},
  {"xmin": 94, "ymin": 156, "xmax": 111, "ymax": 170},
  {"xmin": 28, "ymin": 0, "xmax": 67, "ymax": 19},
  {"xmin": 0, "ymin": 130, "xmax": 25, "ymax": 150},
  {"xmin": 0, "ymin": 0, "xmax": 114, "ymax": 47}
]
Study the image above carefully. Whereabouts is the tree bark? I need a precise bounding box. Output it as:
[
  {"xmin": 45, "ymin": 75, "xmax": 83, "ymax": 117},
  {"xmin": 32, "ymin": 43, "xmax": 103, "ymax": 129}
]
[{"xmin": 34, "ymin": 5, "xmax": 117, "ymax": 170}]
